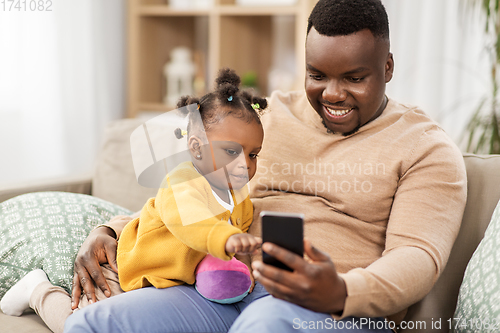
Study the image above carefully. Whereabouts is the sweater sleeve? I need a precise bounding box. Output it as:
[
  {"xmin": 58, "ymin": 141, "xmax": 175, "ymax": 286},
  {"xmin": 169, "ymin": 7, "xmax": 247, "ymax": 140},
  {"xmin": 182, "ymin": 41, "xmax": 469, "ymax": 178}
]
[
  {"xmin": 239, "ymin": 196, "xmax": 254, "ymax": 233},
  {"xmin": 339, "ymin": 128, "xmax": 467, "ymax": 319},
  {"xmin": 158, "ymin": 178, "xmax": 242, "ymax": 260}
]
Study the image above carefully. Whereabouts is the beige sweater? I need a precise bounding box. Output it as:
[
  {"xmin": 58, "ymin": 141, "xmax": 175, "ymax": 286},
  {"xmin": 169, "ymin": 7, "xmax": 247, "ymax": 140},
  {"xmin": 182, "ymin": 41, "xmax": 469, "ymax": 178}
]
[{"xmin": 248, "ymin": 90, "xmax": 467, "ymax": 321}]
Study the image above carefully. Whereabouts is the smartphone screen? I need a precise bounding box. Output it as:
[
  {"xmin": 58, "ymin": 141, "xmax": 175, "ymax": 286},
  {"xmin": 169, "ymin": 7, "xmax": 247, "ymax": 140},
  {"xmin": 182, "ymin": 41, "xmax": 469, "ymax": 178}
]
[{"xmin": 260, "ymin": 211, "xmax": 304, "ymax": 272}]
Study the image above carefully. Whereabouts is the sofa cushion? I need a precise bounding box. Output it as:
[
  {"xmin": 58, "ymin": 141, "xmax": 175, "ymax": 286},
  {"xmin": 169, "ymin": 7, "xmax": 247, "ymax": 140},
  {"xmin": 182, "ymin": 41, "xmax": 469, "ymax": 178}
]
[
  {"xmin": 453, "ymin": 198, "xmax": 500, "ymax": 332},
  {"xmin": 0, "ymin": 309, "xmax": 51, "ymax": 333},
  {"xmin": 92, "ymin": 119, "xmax": 158, "ymax": 212},
  {"xmin": 0, "ymin": 192, "xmax": 131, "ymax": 298}
]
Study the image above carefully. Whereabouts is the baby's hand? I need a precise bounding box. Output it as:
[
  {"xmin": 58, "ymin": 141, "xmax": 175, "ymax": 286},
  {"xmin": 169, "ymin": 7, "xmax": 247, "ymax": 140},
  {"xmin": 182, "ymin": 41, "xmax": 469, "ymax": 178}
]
[{"xmin": 225, "ymin": 234, "xmax": 262, "ymax": 254}]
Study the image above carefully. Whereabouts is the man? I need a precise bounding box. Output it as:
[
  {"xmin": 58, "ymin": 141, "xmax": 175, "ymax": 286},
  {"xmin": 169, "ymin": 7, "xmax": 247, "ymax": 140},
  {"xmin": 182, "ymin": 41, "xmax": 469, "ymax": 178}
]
[{"xmin": 65, "ymin": 1, "xmax": 467, "ymax": 332}]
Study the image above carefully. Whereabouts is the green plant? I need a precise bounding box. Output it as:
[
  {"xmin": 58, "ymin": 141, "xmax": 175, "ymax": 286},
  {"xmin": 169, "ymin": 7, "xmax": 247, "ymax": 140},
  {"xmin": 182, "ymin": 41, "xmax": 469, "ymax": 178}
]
[
  {"xmin": 462, "ymin": 0, "xmax": 500, "ymax": 154},
  {"xmin": 241, "ymin": 71, "xmax": 258, "ymax": 88}
]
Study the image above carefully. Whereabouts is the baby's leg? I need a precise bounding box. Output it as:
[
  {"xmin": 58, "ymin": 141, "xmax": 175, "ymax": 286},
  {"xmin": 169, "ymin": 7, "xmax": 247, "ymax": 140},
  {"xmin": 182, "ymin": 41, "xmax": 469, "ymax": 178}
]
[
  {"xmin": 30, "ymin": 280, "xmax": 73, "ymax": 333},
  {"xmin": 0, "ymin": 269, "xmax": 71, "ymax": 333},
  {"xmin": 1, "ymin": 265, "xmax": 123, "ymax": 333},
  {"xmin": 31, "ymin": 264, "xmax": 123, "ymax": 333},
  {"xmin": 1, "ymin": 269, "xmax": 49, "ymax": 316}
]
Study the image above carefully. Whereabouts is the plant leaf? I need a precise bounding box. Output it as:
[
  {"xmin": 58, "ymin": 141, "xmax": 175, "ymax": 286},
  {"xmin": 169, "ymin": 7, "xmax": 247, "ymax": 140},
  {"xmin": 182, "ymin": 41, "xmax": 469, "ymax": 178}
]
[
  {"xmin": 465, "ymin": 98, "xmax": 487, "ymax": 152},
  {"xmin": 490, "ymin": 110, "xmax": 500, "ymax": 153}
]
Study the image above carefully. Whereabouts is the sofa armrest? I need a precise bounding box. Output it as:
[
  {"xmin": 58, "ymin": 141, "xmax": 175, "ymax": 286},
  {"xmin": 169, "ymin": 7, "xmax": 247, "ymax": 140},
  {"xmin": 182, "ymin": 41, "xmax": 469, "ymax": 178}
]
[
  {"xmin": 401, "ymin": 154, "xmax": 500, "ymax": 332},
  {"xmin": 0, "ymin": 173, "xmax": 93, "ymax": 203}
]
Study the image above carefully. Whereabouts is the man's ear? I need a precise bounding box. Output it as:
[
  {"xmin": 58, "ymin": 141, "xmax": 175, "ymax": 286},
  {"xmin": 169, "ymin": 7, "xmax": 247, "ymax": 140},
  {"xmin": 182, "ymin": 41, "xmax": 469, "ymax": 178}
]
[
  {"xmin": 188, "ymin": 136, "xmax": 202, "ymax": 159},
  {"xmin": 385, "ymin": 52, "xmax": 394, "ymax": 83}
]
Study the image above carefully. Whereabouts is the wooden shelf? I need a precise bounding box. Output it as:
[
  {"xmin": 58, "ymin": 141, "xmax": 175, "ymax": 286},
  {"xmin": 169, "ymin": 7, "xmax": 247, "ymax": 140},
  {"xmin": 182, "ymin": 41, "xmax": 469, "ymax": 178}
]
[
  {"xmin": 138, "ymin": 6, "xmax": 210, "ymax": 16},
  {"xmin": 127, "ymin": 0, "xmax": 318, "ymax": 117},
  {"xmin": 137, "ymin": 5, "xmax": 298, "ymax": 16},
  {"xmin": 217, "ymin": 5, "xmax": 299, "ymax": 15}
]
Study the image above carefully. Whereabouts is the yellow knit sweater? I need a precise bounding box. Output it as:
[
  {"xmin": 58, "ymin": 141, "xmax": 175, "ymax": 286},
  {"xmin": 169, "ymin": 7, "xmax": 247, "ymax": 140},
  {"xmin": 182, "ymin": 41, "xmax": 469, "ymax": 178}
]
[{"xmin": 117, "ymin": 161, "xmax": 253, "ymax": 292}]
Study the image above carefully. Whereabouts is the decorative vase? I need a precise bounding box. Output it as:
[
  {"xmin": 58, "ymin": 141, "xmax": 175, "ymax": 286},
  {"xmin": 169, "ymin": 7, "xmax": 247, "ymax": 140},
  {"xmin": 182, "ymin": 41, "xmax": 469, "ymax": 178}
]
[{"xmin": 164, "ymin": 47, "xmax": 195, "ymax": 106}]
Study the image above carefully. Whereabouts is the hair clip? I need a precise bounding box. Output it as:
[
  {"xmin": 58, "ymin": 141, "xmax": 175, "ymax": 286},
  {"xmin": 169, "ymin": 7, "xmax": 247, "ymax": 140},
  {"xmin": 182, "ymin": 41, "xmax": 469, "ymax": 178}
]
[
  {"xmin": 174, "ymin": 128, "xmax": 187, "ymax": 139},
  {"xmin": 227, "ymin": 96, "xmax": 233, "ymax": 102},
  {"xmin": 251, "ymin": 103, "xmax": 260, "ymax": 110}
]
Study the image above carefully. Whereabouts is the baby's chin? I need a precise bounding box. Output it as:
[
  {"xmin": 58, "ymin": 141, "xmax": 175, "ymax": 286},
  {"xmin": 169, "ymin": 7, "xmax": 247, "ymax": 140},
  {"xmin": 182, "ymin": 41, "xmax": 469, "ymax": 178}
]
[{"xmin": 228, "ymin": 178, "xmax": 250, "ymax": 190}]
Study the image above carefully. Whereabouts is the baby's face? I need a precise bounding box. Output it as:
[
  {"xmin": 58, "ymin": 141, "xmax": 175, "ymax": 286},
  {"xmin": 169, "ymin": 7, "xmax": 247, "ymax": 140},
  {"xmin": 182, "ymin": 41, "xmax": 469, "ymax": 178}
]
[{"xmin": 194, "ymin": 115, "xmax": 264, "ymax": 192}]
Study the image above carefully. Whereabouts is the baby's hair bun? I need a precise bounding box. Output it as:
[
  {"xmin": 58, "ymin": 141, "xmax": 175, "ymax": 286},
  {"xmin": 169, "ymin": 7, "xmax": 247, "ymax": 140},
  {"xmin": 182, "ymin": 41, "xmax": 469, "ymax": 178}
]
[
  {"xmin": 239, "ymin": 90, "xmax": 268, "ymax": 116},
  {"xmin": 219, "ymin": 83, "xmax": 239, "ymax": 101},
  {"xmin": 241, "ymin": 91, "xmax": 268, "ymax": 109},
  {"xmin": 176, "ymin": 95, "xmax": 200, "ymax": 117},
  {"xmin": 216, "ymin": 68, "xmax": 241, "ymax": 103},
  {"xmin": 176, "ymin": 95, "xmax": 191, "ymax": 110},
  {"xmin": 215, "ymin": 68, "xmax": 241, "ymax": 88},
  {"xmin": 252, "ymin": 96, "xmax": 268, "ymax": 111},
  {"xmin": 173, "ymin": 67, "xmax": 267, "ymax": 137}
]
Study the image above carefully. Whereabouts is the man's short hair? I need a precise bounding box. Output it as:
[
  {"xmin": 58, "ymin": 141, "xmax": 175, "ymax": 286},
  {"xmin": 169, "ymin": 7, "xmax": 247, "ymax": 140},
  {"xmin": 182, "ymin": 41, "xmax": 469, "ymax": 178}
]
[{"xmin": 307, "ymin": 0, "xmax": 389, "ymax": 40}]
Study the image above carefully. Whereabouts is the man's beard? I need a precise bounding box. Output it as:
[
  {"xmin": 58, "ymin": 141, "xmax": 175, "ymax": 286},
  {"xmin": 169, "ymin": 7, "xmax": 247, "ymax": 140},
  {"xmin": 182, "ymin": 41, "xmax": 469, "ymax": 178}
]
[{"xmin": 321, "ymin": 119, "xmax": 360, "ymax": 137}]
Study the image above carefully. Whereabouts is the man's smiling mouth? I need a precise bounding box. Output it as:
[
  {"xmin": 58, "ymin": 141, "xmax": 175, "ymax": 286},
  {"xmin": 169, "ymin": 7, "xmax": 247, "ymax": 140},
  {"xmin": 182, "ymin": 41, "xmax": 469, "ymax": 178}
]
[{"xmin": 325, "ymin": 106, "xmax": 354, "ymax": 117}]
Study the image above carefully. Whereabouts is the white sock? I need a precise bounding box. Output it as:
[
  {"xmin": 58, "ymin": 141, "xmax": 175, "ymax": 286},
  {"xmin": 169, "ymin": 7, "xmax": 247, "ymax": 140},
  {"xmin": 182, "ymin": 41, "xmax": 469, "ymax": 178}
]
[{"xmin": 1, "ymin": 269, "xmax": 49, "ymax": 316}]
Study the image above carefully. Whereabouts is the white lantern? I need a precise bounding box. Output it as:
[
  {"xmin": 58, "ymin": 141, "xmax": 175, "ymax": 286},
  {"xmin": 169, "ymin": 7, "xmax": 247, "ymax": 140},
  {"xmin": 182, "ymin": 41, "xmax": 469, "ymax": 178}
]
[{"xmin": 164, "ymin": 47, "xmax": 195, "ymax": 106}]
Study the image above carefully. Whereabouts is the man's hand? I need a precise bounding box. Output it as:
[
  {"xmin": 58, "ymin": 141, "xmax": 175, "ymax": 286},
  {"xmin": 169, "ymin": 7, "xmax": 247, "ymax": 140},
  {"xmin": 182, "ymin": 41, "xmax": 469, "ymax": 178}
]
[
  {"xmin": 225, "ymin": 233, "xmax": 262, "ymax": 254},
  {"xmin": 251, "ymin": 238, "xmax": 347, "ymax": 314},
  {"xmin": 71, "ymin": 226, "xmax": 118, "ymax": 309}
]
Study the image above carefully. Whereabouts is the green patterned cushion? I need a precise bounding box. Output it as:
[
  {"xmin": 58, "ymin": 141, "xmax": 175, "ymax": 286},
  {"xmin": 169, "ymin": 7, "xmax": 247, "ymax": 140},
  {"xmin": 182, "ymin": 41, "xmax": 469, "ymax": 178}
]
[
  {"xmin": 0, "ymin": 192, "xmax": 132, "ymax": 299},
  {"xmin": 453, "ymin": 199, "xmax": 500, "ymax": 332}
]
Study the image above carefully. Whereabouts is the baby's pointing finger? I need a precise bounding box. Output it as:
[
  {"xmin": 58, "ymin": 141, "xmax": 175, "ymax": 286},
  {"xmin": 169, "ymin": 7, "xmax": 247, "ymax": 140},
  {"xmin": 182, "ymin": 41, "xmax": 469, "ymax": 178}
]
[{"xmin": 253, "ymin": 236, "xmax": 262, "ymax": 245}]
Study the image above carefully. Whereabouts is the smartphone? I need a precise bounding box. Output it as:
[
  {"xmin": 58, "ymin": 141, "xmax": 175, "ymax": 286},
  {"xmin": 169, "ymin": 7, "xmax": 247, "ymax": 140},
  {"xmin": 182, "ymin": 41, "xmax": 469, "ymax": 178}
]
[{"xmin": 260, "ymin": 211, "xmax": 304, "ymax": 272}]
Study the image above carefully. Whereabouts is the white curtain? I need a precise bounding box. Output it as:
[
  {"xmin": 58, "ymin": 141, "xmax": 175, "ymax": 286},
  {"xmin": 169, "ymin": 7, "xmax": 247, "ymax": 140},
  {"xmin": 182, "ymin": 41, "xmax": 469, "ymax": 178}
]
[
  {"xmin": 383, "ymin": 0, "xmax": 490, "ymax": 145},
  {"xmin": 0, "ymin": 0, "xmax": 124, "ymax": 186}
]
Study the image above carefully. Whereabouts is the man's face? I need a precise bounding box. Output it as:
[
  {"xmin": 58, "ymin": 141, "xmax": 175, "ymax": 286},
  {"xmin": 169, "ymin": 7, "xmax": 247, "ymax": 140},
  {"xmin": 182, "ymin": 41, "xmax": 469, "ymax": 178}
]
[{"xmin": 305, "ymin": 27, "xmax": 394, "ymax": 135}]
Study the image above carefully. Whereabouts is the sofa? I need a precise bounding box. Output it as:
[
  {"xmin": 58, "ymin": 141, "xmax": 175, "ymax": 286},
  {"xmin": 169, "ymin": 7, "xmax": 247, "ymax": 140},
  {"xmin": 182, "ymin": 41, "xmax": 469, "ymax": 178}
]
[{"xmin": 1, "ymin": 118, "xmax": 500, "ymax": 333}]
